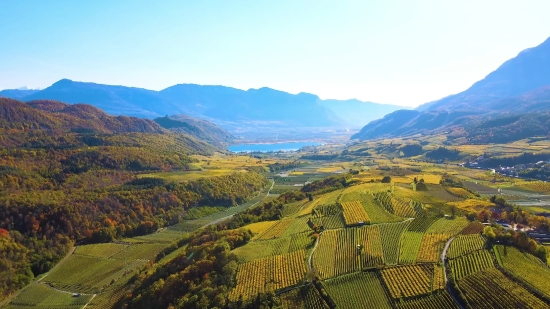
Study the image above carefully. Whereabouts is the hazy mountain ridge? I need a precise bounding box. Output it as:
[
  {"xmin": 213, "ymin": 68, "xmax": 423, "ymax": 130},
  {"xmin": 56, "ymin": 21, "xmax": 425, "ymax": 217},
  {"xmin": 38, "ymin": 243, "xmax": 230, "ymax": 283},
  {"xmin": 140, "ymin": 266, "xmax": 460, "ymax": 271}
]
[
  {"xmin": 154, "ymin": 115, "xmax": 234, "ymax": 146},
  {"xmin": 1, "ymin": 80, "xmax": 403, "ymax": 129},
  {"xmin": 353, "ymin": 36, "xmax": 550, "ymax": 140}
]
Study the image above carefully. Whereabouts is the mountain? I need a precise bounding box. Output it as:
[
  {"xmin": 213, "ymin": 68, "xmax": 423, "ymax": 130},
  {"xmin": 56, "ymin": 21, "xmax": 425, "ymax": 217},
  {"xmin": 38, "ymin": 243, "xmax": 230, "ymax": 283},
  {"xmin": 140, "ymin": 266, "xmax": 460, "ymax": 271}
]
[
  {"xmin": 0, "ymin": 98, "xmax": 163, "ymax": 134},
  {"xmin": 353, "ymin": 36, "xmax": 550, "ymax": 140},
  {"xmin": 154, "ymin": 115, "xmax": 234, "ymax": 146},
  {"xmin": 0, "ymin": 89, "xmax": 39, "ymax": 100},
  {"xmin": 2, "ymin": 79, "xmax": 402, "ymax": 130},
  {"xmin": 21, "ymin": 79, "xmax": 171, "ymax": 118},
  {"xmin": 318, "ymin": 99, "xmax": 403, "ymax": 129}
]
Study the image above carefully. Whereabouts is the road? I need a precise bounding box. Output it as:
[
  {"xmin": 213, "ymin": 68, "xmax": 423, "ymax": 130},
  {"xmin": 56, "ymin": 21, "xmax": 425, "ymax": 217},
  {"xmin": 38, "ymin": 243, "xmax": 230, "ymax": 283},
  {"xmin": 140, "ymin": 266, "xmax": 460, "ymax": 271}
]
[{"xmin": 441, "ymin": 237, "xmax": 465, "ymax": 309}]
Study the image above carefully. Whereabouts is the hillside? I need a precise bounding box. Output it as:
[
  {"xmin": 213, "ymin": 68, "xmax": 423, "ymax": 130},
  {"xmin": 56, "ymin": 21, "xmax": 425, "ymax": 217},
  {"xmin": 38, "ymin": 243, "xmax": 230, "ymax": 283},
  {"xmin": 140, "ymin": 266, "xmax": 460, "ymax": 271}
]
[
  {"xmin": 154, "ymin": 114, "xmax": 234, "ymax": 146},
  {"xmin": 1, "ymin": 79, "xmax": 403, "ymax": 129},
  {"xmin": 353, "ymin": 36, "xmax": 550, "ymax": 140}
]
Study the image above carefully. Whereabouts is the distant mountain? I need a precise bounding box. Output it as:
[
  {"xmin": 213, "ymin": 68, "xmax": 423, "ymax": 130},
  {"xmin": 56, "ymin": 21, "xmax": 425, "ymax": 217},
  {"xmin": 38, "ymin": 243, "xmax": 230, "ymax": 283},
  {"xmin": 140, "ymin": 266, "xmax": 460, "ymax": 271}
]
[
  {"xmin": 318, "ymin": 99, "xmax": 402, "ymax": 129},
  {"xmin": 2, "ymin": 79, "xmax": 402, "ymax": 129},
  {"xmin": 353, "ymin": 36, "xmax": 550, "ymax": 140},
  {"xmin": 154, "ymin": 115, "xmax": 234, "ymax": 146},
  {"xmin": 0, "ymin": 89, "xmax": 39, "ymax": 100}
]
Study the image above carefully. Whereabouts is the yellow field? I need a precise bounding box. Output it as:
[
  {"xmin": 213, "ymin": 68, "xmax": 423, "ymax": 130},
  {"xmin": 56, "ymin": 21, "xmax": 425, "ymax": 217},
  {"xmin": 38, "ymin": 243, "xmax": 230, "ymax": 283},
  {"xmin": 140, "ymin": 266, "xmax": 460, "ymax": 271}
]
[
  {"xmin": 417, "ymin": 233, "xmax": 450, "ymax": 262},
  {"xmin": 447, "ymin": 199, "xmax": 494, "ymax": 212},
  {"xmin": 298, "ymin": 189, "xmax": 343, "ymax": 216},
  {"xmin": 242, "ymin": 221, "xmax": 279, "ymax": 237},
  {"xmin": 256, "ymin": 219, "xmax": 294, "ymax": 240},
  {"xmin": 341, "ymin": 201, "xmax": 371, "ymax": 225},
  {"xmin": 229, "ymin": 250, "xmax": 308, "ymax": 300}
]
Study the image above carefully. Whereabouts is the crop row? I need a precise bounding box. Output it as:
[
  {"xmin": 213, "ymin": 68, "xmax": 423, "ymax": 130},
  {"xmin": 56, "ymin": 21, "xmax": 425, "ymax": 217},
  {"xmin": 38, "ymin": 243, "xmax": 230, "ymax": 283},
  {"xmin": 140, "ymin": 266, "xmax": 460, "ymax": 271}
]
[
  {"xmin": 447, "ymin": 234, "xmax": 485, "ymax": 259},
  {"xmin": 416, "ymin": 233, "xmax": 449, "ymax": 263},
  {"xmin": 407, "ymin": 215, "xmax": 438, "ymax": 233},
  {"xmin": 279, "ymin": 286, "xmax": 329, "ymax": 309},
  {"xmin": 381, "ymin": 264, "xmax": 432, "ymax": 298},
  {"xmin": 324, "ymin": 272, "xmax": 393, "ymax": 309},
  {"xmin": 229, "ymin": 250, "xmax": 308, "ymax": 300},
  {"xmin": 256, "ymin": 219, "xmax": 294, "ymax": 240},
  {"xmin": 459, "ymin": 222, "xmax": 484, "ymax": 235},
  {"xmin": 449, "ymin": 250, "xmax": 494, "ymax": 281},
  {"xmin": 394, "ymin": 291, "xmax": 459, "ymax": 309},
  {"xmin": 341, "ymin": 200, "xmax": 371, "ymax": 226},
  {"xmin": 496, "ymin": 245, "xmax": 550, "ymax": 298},
  {"xmin": 457, "ymin": 268, "xmax": 547, "ymax": 308}
]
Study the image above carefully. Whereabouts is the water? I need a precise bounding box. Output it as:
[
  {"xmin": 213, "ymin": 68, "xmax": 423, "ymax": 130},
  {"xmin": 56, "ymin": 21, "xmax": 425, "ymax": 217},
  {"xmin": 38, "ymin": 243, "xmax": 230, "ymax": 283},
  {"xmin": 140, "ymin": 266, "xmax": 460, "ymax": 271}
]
[{"xmin": 228, "ymin": 141, "xmax": 322, "ymax": 153}]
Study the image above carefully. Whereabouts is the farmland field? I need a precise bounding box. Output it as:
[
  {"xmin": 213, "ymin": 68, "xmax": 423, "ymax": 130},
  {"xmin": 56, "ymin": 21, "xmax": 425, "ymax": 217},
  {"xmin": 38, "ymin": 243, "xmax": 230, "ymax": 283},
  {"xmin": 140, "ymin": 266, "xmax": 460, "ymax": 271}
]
[
  {"xmin": 449, "ymin": 250, "xmax": 494, "ymax": 280},
  {"xmin": 381, "ymin": 264, "xmax": 432, "ymax": 298},
  {"xmin": 2, "ymin": 284, "xmax": 93, "ymax": 309},
  {"xmin": 416, "ymin": 233, "xmax": 450, "ymax": 262},
  {"xmin": 341, "ymin": 200, "xmax": 371, "ymax": 226},
  {"xmin": 357, "ymin": 225, "xmax": 385, "ymax": 268},
  {"xmin": 379, "ymin": 220, "xmax": 410, "ymax": 265},
  {"xmin": 496, "ymin": 245, "xmax": 550, "ymax": 298},
  {"xmin": 447, "ymin": 234, "xmax": 486, "ymax": 259},
  {"xmin": 279, "ymin": 286, "xmax": 330, "ymax": 309},
  {"xmin": 229, "ymin": 250, "xmax": 308, "ymax": 301},
  {"xmin": 399, "ymin": 231, "xmax": 423, "ymax": 264},
  {"xmin": 324, "ymin": 272, "xmax": 392, "ymax": 309},
  {"xmin": 457, "ymin": 268, "xmax": 547, "ymax": 308}
]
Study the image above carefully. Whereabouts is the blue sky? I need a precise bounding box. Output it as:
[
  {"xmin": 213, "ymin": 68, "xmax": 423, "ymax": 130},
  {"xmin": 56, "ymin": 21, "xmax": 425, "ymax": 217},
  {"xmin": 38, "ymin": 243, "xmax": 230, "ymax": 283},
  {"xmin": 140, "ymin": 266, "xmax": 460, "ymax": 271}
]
[{"xmin": 1, "ymin": 0, "xmax": 549, "ymax": 107}]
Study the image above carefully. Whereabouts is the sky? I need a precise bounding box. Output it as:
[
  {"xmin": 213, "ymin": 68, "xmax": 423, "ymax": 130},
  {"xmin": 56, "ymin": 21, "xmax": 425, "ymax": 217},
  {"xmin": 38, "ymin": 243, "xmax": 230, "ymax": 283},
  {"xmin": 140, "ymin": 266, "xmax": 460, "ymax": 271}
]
[{"xmin": 1, "ymin": 1, "xmax": 550, "ymax": 107}]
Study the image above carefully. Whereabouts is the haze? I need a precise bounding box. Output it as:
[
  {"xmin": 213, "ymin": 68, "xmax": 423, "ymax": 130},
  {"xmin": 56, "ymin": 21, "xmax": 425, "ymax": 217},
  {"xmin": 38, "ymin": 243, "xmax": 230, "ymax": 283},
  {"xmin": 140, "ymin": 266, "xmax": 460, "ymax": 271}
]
[{"xmin": 1, "ymin": 0, "xmax": 550, "ymax": 107}]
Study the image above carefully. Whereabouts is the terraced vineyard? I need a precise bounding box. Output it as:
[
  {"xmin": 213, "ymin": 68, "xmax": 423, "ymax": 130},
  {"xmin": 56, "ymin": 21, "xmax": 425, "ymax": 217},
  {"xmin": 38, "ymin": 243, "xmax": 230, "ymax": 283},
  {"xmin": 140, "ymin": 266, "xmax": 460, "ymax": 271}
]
[
  {"xmin": 425, "ymin": 217, "xmax": 469, "ymax": 235},
  {"xmin": 460, "ymin": 222, "xmax": 485, "ymax": 234},
  {"xmin": 394, "ymin": 291, "xmax": 459, "ymax": 309},
  {"xmin": 449, "ymin": 250, "xmax": 494, "ymax": 280},
  {"xmin": 457, "ymin": 268, "xmax": 548, "ymax": 308},
  {"xmin": 324, "ymin": 272, "xmax": 392, "ymax": 309},
  {"xmin": 357, "ymin": 225, "xmax": 385, "ymax": 268},
  {"xmin": 257, "ymin": 219, "xmax": 295, "ymax": 240},
  {"xmin": 416, "ymin": 233, "xmax": 449, "ymax": 263},
  {"xmin": 496, "ymin": 245, "xmax": 550, "ymax": 298},
  {"xmin": 2, "ymin": 284, "xmax": 93, "ymax": 309},
  {"xmin": 407, "ymin": 215, "xmax": 438, "ymax": 232},
  {"xmin": 341, "ymin": 200, "xmax": 371, "ymax": 226},
  {"xmin": 399, "ymin": 231, "xmax": 423, "ymax": 264},
  {"xmin": 381, "ymin": 264, "xmax": 432, "ymax": 298},
  {"xmin": 360, "ymin": 192, "xmax": 403, "ymax": 223},
  {"xmin": 447, "ymin": 234, "xmax": 486, "ymax": 259},
  {"xmin": 379, "ymin": 220, "xmax": 411, "ymax": 265},
  {"xmin": 279, "ymin": 286, "xmax": 330, "ymax": 309},
  {"xmin": 229, "ymin": 250, "xmax": 308, "ymax": 301}
]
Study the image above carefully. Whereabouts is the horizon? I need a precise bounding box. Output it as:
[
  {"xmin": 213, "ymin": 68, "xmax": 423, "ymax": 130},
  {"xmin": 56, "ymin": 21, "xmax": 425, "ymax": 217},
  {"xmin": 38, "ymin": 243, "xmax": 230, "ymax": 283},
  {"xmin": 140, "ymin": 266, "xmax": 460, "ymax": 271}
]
[{"xmin": 1, "ymin": 1, "xmax": 550, "ymax": 107}]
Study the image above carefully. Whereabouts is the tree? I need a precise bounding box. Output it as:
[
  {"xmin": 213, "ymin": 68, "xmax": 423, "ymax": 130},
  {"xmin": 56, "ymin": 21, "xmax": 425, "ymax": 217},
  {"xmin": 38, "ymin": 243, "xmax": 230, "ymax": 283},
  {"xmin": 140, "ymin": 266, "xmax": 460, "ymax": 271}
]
[
  {"xmin": 381, "ymin": 176, "xmax": 392, "ymax": 183},
  {"xmin": 450, "ymin": 205, "xmax": 457, "ymax": 218}
]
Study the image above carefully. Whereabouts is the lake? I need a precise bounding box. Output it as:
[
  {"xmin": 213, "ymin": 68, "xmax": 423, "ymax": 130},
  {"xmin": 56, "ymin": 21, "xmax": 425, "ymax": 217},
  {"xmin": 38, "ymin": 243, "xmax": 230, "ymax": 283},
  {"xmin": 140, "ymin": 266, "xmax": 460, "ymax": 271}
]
[{"xmin": 228, "ymin": 141, "xmax": 322, "ymax": 153}]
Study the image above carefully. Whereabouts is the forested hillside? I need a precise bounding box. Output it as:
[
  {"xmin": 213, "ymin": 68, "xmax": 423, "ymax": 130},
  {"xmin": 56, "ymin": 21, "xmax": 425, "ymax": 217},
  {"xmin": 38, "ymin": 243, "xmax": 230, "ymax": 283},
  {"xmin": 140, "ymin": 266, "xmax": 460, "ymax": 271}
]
[{"xmin": 0, "ymin": 101, "xmax": 269, "ymax": 302}]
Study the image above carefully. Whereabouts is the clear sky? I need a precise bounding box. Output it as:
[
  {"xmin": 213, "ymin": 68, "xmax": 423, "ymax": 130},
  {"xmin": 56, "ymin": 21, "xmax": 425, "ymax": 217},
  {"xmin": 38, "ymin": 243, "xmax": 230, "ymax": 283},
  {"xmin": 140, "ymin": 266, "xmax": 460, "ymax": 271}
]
[{"xmin": 1, "ymin": 0, "xmax": 549, "ymax": 107}]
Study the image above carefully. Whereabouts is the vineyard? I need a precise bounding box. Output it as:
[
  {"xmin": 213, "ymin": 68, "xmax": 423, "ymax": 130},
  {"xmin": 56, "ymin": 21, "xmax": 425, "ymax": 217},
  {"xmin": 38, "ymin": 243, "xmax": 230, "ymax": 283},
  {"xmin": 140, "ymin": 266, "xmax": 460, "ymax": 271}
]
[
  {"xmin": 372, "ymin": 192, "xmax": 416, "ymax": 218},
  {"xmin": 41, "ymin": 255, "xmax": 146, "ymax": 294},
  {"xmin": 449, "ymin": 250, "xmax": 494, "ymax": 280},
  {"xmin": 2, "ymin": 284, "xmax": 93, "ymax": 309},
  {"xmin": 310, "ymin": 214, "xmax": 346, "ymax": 229},
  {"xmin": 399, "ymin": 232, "xmax": 423, "ymax": 264},
  {"xmin": 416, "ymin": 233, "xmax": 449, "ymax": 263},
  {"xmin": 341, "ymin": 200, "xmax": 371, "ymax": 226},
  {"xmin": 357, "ymin": 225, "xmax": 385, "ymax": 268},
  {"xmin": 257, "ymin": 219, "xmax": 295, "ymax": 240},
  {"xmin": 447, "ymin": 234, "xmax": 486, "ymax": 259},
  {"xmin": 425, "ymin": 217, "xmax": 468, "ymax": 236},
  {"xmin": 381, "ymin": 264, "xmax": 432, "ymax": 298},
  {"xmin": 359, "ymin": 192, "xmax": 403, "ymax": 223},
  {"xmin": 229, "ymin": 250, "xmax": 308, "ymax": 301},
  {"xmin": 496, "ymin": 245, "xmax": 550, "ymax": 298},
  {"xmin": 324, "ymin": 272, "xmax": 392, "ymax": 309},
  {"xmin": 433, "ymin": 264, "xmax": 445, "ymax": 291},
  {"xmin": 514, "ymin": 181, "xmax": 550, "ymax": 193},
  {"xmin": 312, "ymin": 229, "xmax": 358, "ymax": 279},
  {"xmin": 279, "ymin": 286, "xmax": 330, "ymax": 309},
  {"xmin": 394, "ymin": 291, "xmax": 459, "ymax": 309},
  {"xmin": 457, "ymin": 268, "xmax": 548, "ymax": 308},
  {"xmin": 380, "ymin": 220, "xmax": 411, "ymax": 264},
  {"xmin": 407, "ymin": 215, "xmax": 439, "ymax": 232}
]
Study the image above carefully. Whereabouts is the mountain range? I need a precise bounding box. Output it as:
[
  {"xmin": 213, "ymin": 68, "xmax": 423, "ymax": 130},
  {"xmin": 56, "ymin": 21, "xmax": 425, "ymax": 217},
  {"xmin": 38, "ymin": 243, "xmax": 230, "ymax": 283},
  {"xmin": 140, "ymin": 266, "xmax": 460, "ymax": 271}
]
[
  {"xmin": 352, "ymin": 36, "xmax": 550, "ymax": 141},
  {"xmin": 0, "ymin": 80, "xmax": 403, "ymax": 130}
]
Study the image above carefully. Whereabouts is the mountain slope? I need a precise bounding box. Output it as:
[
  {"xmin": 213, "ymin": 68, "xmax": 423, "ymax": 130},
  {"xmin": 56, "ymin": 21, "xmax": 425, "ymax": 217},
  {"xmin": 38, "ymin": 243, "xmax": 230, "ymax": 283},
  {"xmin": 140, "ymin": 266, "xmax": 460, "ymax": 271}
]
[
  {"xmin": 418, "ymin": 36, "xmax": 550, "ymax": 112},
  {"xmin": 22, "ymin": 79, "xmax": 172, "ymax": 118},
  {"xmin": 3, "ymin": 79, "xmax": 402, "ymax": 129},
  {"xmin": 354, "ymin": 36, "xmax": 550, "ymax": 140},
  {"xmin": 0, "ymin": 89, "xmax": 39, "ymax": 100},
  {"xmin": 154, "ymin": 115, "xmax": 234, "ymax": 146}
]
